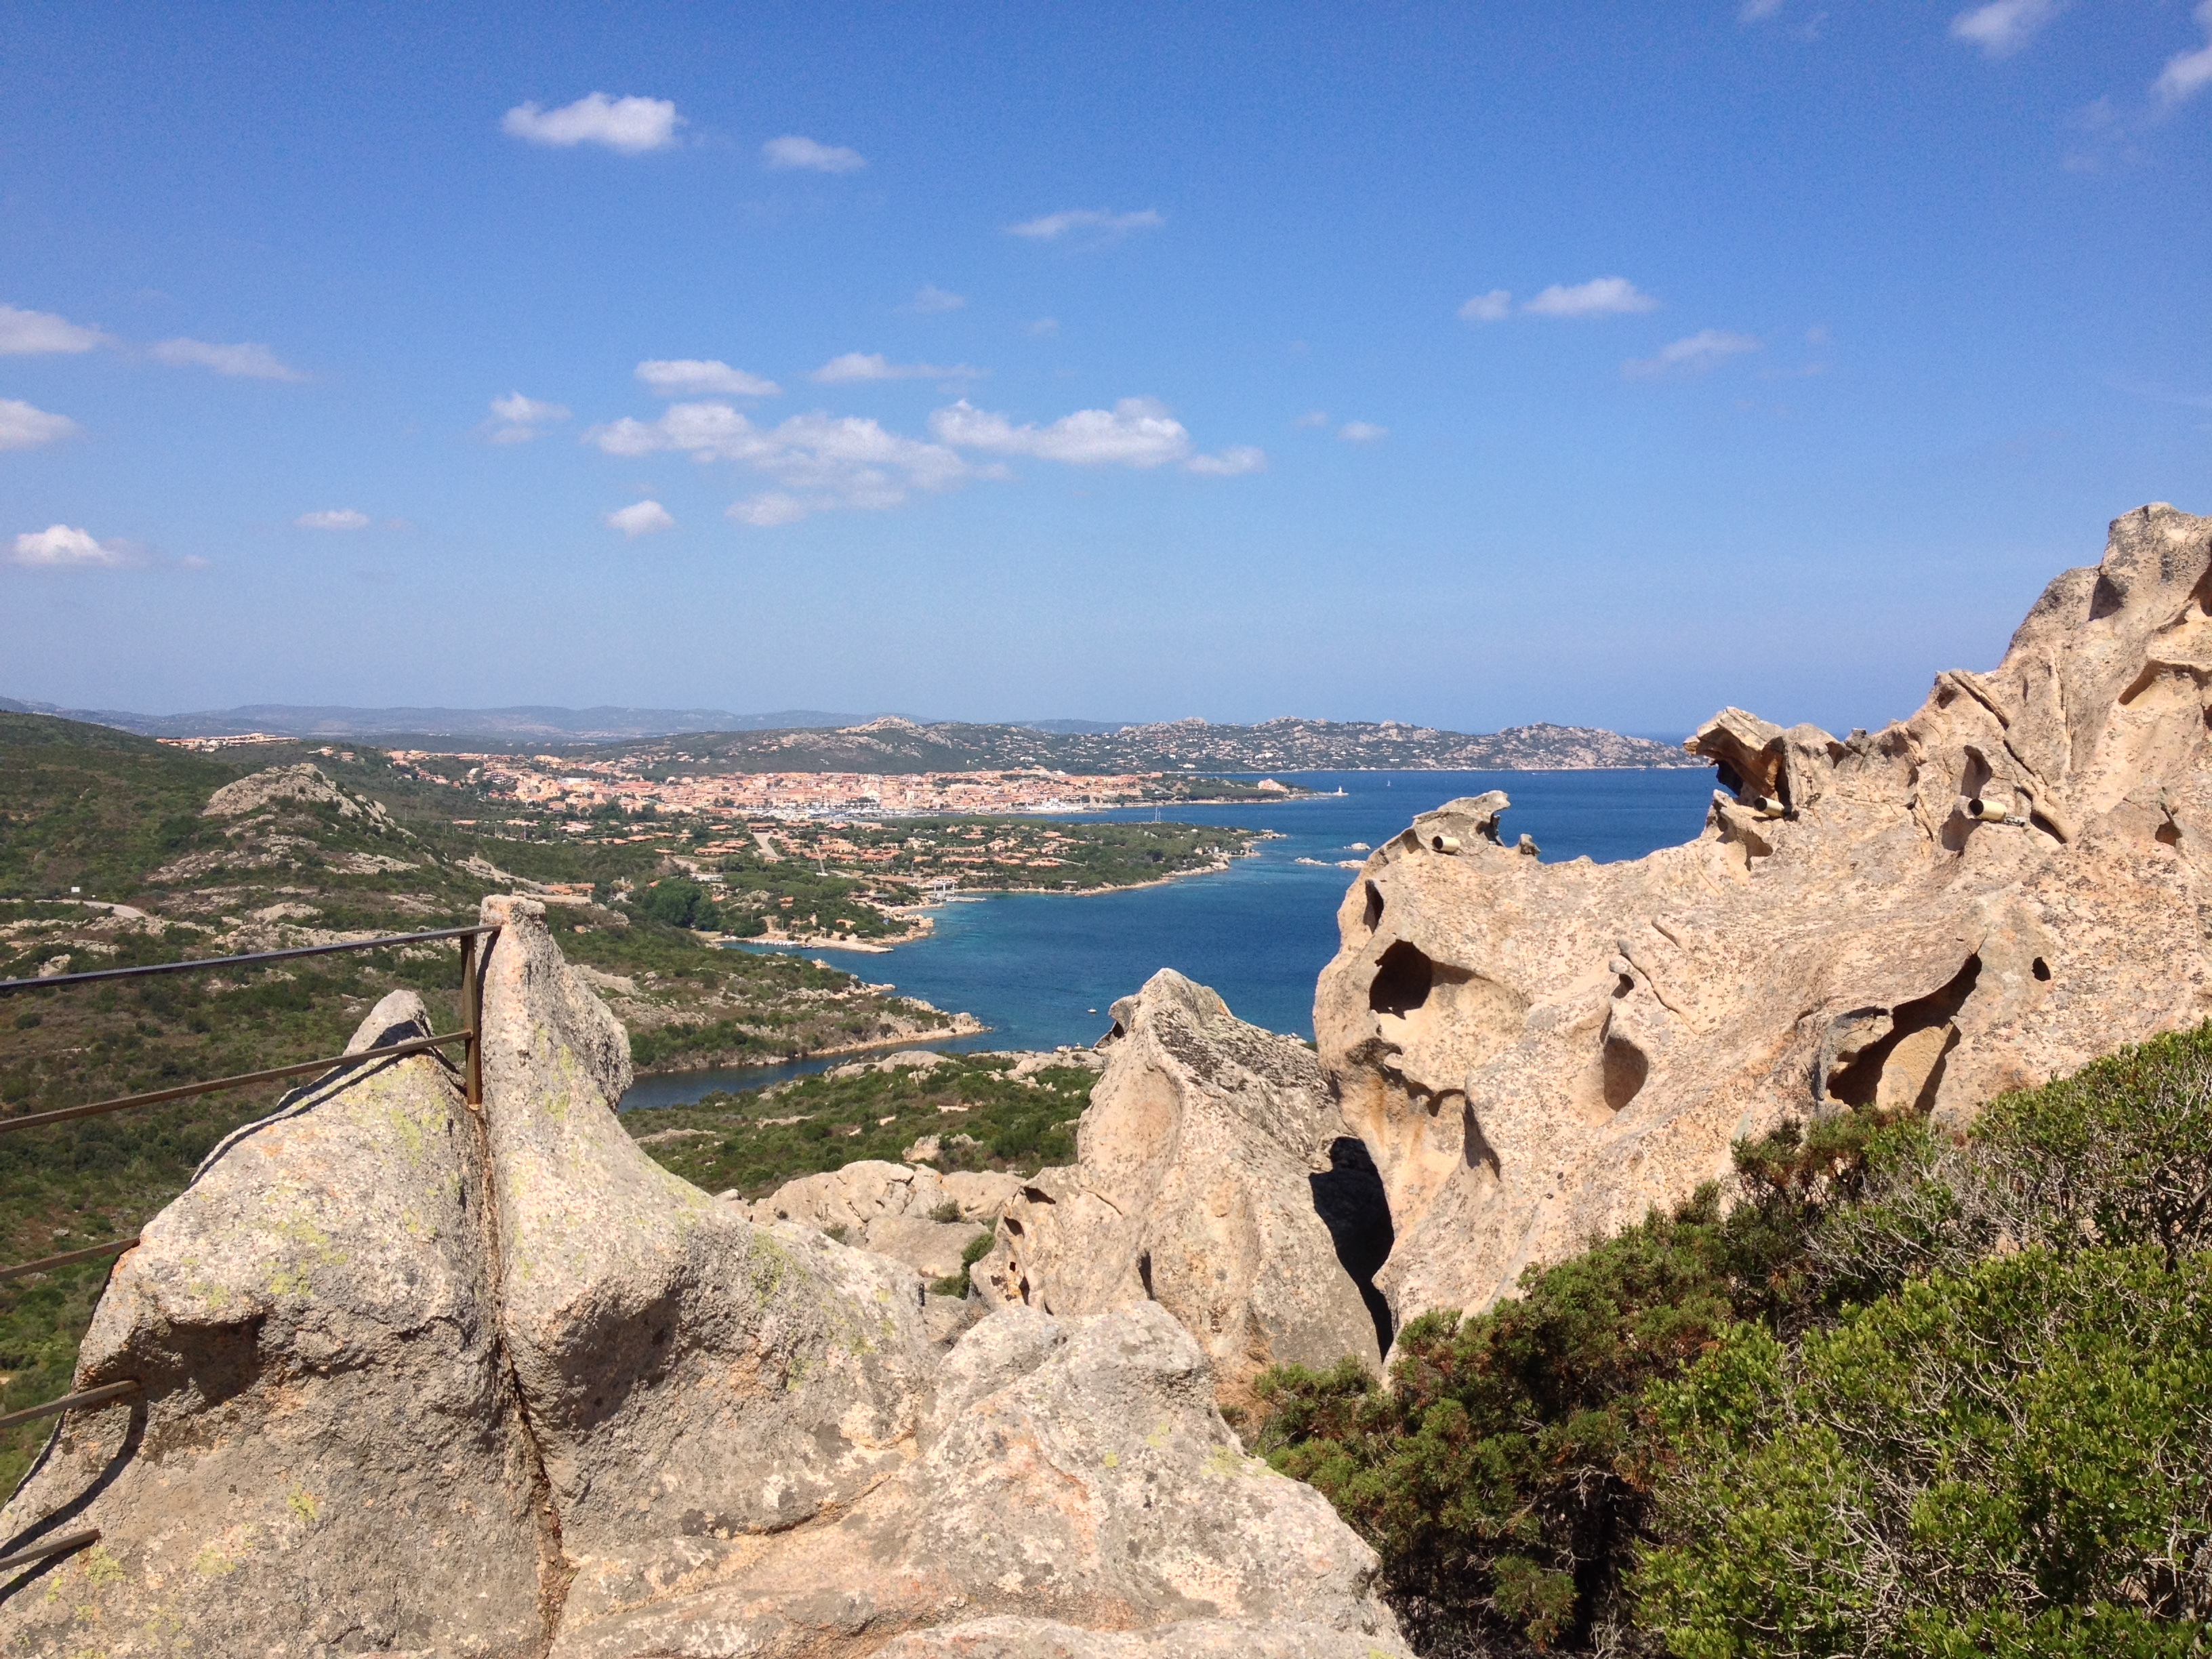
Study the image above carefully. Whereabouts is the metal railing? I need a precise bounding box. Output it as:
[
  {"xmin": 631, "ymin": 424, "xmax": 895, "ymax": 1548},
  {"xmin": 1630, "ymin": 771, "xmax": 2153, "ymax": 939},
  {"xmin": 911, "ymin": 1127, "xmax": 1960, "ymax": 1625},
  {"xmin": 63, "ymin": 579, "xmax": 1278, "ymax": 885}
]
[{"xmin": 0, "ymin": 922, "xmax": 499, "ymax": 1572}]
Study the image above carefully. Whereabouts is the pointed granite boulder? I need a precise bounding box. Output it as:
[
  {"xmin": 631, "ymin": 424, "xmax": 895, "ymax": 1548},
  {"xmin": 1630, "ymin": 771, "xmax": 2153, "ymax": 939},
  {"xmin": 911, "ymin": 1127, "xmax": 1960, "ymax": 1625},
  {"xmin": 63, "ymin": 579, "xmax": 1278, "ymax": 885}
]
[
  {"xmin": 473, "ymin": 895, "xmax": 937, "ymax": 1570},
  {"xmin": 0, "ymin": 990, "xmax": 552, "ymax": 1657}
]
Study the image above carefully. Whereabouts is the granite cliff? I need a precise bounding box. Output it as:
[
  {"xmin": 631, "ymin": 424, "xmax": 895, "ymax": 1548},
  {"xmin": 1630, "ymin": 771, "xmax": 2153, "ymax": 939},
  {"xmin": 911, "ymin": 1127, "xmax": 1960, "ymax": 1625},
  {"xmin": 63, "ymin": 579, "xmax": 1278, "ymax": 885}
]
[{"xmin": 1316, "ymin": 503, "xmax": 2212, "ymax": 1328}]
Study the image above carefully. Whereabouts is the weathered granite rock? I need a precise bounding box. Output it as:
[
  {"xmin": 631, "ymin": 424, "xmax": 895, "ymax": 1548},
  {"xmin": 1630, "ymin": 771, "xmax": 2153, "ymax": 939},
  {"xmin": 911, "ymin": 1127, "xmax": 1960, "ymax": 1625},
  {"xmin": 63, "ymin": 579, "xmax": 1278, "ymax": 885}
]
[
  {"xmin": 0, "ymin": 991, "xmax": 552, "ymax": 1656},
  {"xmin": 746, "ymin": 1160, "xmax": 1023, "ymax": 1279},
  {"xmin": 201, "ymin": 761, "xmax": 401, "ymax": 828},
  {"xmin": 1, "ymin": 902, "xmax": 1408, "ymax": 1657},
  {"xmin": 1317, "ymin": 503, "xmax": 2212, "ymax": 1330},
  {"xmin": 974, "ymin": 971, "xmax": 1389, "ymax": 1404},
  {"xmin": 547, "ymin": 1302, "xmax": 1408, "ymax": 1659},
  {"xmin": 876, "ymin": 1616, "xmax": 1412, "ymax": 1658},
  {"xmin": 474, "ymin": 895, "xmax": 937, "ymax": 1564}
]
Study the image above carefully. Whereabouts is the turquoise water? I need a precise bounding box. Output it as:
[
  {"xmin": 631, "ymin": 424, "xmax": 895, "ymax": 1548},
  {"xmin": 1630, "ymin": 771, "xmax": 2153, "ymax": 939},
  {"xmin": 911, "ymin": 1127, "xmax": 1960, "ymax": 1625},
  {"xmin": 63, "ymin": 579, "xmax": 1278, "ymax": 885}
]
[{"xmin": 619, "ymin": 769, "xmax": 1715, "ymax": 1110}]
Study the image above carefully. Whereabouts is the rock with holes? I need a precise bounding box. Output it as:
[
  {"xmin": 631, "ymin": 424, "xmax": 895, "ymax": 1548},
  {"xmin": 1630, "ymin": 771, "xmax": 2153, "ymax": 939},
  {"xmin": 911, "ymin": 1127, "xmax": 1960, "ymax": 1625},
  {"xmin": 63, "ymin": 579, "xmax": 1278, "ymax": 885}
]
[
  {"xmin": 545, "ymin": 1301, "xmax": 1409, "ymax": 1659},
  {"xmin": 743, "ymin": 1160, "xmax": 1023, "ymax": 1280},
  {"xmin": 473, "ymin": 895, "xmax": 939, "ymax": 1569},
  {"xmin": 1317, "ymin": 503, "xmax": 2212, "ymax": 1334},
  {"xmin": 972, "ymin": 970, "xmax": 1389, "ymax": 1408},
  {"xmin": 0, "ymin": 990, "xmax": 552, "ymax": 1657}
]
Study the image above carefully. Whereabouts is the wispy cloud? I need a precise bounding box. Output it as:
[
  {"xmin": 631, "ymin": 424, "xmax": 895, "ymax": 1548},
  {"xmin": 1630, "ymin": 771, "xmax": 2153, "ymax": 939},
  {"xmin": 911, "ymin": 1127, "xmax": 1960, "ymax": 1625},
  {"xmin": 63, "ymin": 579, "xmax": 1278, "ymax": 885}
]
[
  {"xmin": 0, "ymin": 398, "xmax": 79, "ymax": 450},
  {"xmin": 1624, "ymin": 329, "xmax": 1762, "ymax": 380},
  {"xmin": 1739, "ymin": 0, "xmax": 1786, "ymax": 19},
  {"xmin": 11, "ymin": 525, "xmax": 128, "ymax": 568},
  {"xmin": 1337, "ymin": 421, "xmax": 1389, "ymax": 444},
  {"xmin": 1006, "ymin": 208, "xmax": 1165, "ymax": 243},
  {"xmin": 1185, "ymin": 445, "xmax": 1267, "ymax": 476},
  {"xmin": 1521, "ymin": 278, "xmax": 1660, "ymax": 319},
  {"xmin": 150, "ymin": 337, "xmax": 305, "ymax": 380},
  {"xmin": 811, "ymin": 352, "xmax": 983, "ymax": 384},
  {"xmin": 488, "ymin": 392, "xmax": 571, "ymax": 444},
  {"xmin": 2156, "ymin": 1, "xmax": 2212, "ymax": 104},
  {"xmin": 588, "ymin": 401, "xmax": 985, "ymax": 526},
  {"xmin": 503, "ymin": 93, "xmax": 682, "ymax": 155},
  {"xmin": 1293, "ymin": 410, "xmax": 1329, "ymax": 429},
  {"xmin": 761, "ymin": 135, "xmax": 866, "ymax": 173},
  {"xmin": 1950, "ymin": 0, "xmax": 2064, "ymax": 58},
  {"xmin": 295, "ymin": 508, "xmax": 370, "ymax": 530},
  {"xmin": 1457, "ymin": 289, "xmax": 1513, "ymax": 323},
  {"xmin": 607, "ymin": 499, "xmax": 676, "ymax": 537},
  {"xmin": 928, "ymin": 397, "xmax": 1192, "ymax": 466},
  {"xmin": 636, "ymin": 359, "xmax": 780, "ymax": 397},
  {"xmin": 0, "ymin": 303, "xmax": 110, "ymax": 354},
  {"xmin": 1027, "ymin": 317, "xmax": 1060, "ymax": 338},
  {"xmin": 905, "ymin": 285, "xmax": 966, "ymax": 314}
]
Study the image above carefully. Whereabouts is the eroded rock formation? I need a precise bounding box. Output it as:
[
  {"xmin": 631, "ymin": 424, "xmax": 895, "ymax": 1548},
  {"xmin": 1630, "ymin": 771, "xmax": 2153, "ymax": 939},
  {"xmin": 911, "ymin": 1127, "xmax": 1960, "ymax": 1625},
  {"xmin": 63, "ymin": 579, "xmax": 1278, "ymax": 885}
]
[
  {"xmin": 741, "ymin": 1160, "xmax": 1025, "ymax": 1279},
  {"xmin": 0, "ymin": 901, "xmax": 1406, "ymax": 1658},
  {"xmin": 1318, "ymin": 504, "xmax": 2212, "ymax": 1328},
  {"xmin": 975, "ymin": 970, "xmax": 1391, "ymax": 1405}
]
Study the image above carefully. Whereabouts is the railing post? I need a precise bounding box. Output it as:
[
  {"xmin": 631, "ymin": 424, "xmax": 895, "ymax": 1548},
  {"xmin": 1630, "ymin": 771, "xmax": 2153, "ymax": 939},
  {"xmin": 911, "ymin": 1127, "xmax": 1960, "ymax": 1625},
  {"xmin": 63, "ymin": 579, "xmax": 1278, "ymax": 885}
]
[{"xmin": 460, "ymin": 931, "xmax": 483, "ymax": 1109}]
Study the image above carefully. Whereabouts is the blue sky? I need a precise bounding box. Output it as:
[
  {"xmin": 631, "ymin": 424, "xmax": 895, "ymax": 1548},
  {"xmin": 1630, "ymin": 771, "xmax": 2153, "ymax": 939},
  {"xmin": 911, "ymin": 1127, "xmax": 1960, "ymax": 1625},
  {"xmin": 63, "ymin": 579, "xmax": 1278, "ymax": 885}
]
[{"xmin": 3, "ymin": 1, "xmax": 2208, "ymax": 735}]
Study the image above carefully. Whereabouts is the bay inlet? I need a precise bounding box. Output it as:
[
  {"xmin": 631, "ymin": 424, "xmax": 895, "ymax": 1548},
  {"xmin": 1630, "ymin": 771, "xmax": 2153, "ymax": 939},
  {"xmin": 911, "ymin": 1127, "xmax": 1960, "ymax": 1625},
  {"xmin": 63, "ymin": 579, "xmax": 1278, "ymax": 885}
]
[{"xmin": 619, "ymin": 767, "xmax": 1716, "ymax": 1110}]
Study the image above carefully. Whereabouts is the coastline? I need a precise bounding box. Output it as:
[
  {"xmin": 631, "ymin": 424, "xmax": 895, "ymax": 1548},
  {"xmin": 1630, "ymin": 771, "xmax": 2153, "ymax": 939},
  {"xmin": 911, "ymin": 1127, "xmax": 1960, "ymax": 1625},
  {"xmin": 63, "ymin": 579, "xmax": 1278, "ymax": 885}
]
[{"xmin": 631, "ymin": 1009, "xmax": 987, "ymax": 1078}]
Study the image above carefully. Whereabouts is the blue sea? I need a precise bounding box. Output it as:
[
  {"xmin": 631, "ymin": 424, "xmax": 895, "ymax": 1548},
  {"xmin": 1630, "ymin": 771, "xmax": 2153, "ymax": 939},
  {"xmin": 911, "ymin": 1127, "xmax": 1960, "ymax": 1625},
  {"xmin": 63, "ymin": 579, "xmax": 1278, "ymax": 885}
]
[{"xmin": 619, "ymin": 769, "xmax": 1716, "ymax": 1111}]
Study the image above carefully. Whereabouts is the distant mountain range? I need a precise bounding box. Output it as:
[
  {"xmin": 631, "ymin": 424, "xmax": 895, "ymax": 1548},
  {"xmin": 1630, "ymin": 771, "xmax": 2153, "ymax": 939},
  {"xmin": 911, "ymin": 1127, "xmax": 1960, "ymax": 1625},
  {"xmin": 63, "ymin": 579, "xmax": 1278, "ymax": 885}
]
[
  {"xmin": 0, "ymin": 697, "xmax": 864, "ymax": 742},
  {"xmin": 0, "ymin": 697, "xmax": 1699, "ymax": 771}
]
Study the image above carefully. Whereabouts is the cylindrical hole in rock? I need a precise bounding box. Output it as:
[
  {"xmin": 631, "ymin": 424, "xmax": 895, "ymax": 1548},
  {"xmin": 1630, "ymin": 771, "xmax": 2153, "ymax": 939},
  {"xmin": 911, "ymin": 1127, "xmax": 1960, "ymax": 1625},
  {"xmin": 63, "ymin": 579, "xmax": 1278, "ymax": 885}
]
[
  {"xmin": 1363, "ymin": 881, "xmax": 1384, "ymax": 930},
  {"xmin": 2032, "ymin": 957, "xmax": 2051, "ymax": 981},
  {"xmin": 1369, "ymin": 940, "xmax": 1435, "ymax": 1017},
  {"xmin": 1601, "ymin": 1033, "xmax": 1649, "ymax": 1112}
]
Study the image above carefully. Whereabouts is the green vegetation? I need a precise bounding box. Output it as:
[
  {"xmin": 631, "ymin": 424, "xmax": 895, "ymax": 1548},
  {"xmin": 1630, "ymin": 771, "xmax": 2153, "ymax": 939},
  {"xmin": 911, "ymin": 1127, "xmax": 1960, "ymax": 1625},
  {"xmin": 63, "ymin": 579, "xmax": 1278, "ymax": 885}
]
[
  {"xmin": 622, "ymin": 1052, "xmax": 1096, "ymax": 1197},
  {"xmin": 1256, "ymin": 1025, "xmax": 2212, "ymax": 1656}
]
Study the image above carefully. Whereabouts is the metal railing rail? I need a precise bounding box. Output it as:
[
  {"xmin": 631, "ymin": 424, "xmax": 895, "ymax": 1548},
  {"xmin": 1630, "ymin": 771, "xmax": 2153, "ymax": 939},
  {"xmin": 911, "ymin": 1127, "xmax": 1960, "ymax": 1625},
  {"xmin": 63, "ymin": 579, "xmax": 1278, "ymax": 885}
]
[{"xmin": 0, "ymin": 921, "xmax": 499, "ymax": 1573}]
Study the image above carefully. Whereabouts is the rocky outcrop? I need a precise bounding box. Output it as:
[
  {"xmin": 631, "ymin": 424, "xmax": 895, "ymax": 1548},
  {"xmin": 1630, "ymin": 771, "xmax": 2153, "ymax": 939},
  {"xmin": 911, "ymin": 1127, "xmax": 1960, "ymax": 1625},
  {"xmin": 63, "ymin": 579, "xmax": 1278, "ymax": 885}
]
[
  {"xmin": 1317, "ymin": 504, "xmax": 2212, "ymax": 1330},
  {"xmin": 975, "ymin": 971, "xmax": 1391, "ymax": 1406},
  {"xmin": 0, "ymin": 901, "xmax": 1405, "ymax": 1658},
  {"xmin": 550, "ymin": 1303, "xmax": 1405, "ymax": 1658},
  {"xmin": 743, "ymin": 1160, "xmax": 1024, "ymax": 1279},
  {"xmin": 0, "ymin": 989, "xmax": 551, "ymax": 1655}
]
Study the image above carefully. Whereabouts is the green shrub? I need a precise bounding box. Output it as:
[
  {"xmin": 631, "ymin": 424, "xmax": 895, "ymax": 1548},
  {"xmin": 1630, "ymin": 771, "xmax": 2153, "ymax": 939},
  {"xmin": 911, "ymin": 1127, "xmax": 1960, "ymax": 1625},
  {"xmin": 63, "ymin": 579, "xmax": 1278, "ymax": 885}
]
[{"xmin": 1637, "ymin": 1245, "xmax": 2212, "ymax": 1655}]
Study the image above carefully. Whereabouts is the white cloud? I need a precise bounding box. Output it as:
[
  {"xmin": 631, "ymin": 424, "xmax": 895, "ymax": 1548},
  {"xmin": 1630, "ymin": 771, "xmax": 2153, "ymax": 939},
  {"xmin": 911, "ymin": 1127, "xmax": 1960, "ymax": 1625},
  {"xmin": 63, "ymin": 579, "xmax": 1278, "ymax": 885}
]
[
  {"xmin": 762, "ymin": 135, "xmax": 866, "ymax": 173},
  {"xmin": 729, "ymin": 493, "xmax": 811, "ymax": 528},
  {"xmin": 1457, "ymin": 289, "xmax": 1512, "ymax": 323},
  {"xmin": 1006, "ymin": 208, "xmax": 1165, "ymax": 243},
  {"xmin": 1337, "ymin": 421, "xmax": 1388, "ymax": 444},
  {"xmin": 928, "ymin": 396, "xmax": 1193, "ymax": 467},
  {"xmin": 1950, "ymin": 0, "xmax": 2064, "ymax": 57},
  {"xmin": 11, "ymin": 524, "xmax": 126, "ymax": 567},
  {"xmin": 906, "ymin": 285, "xmax": 966, "ymax": 314},
  {"xmin": 636, "ymin": 359, "xmax": 780, "ymax": 397},
  {"xmin": 2156, "ymin": 1, "xmax": 2212, "ymax": 104},
  {"xmin": 1027, "ymin": 317, "xmax": 1060, "ymax": 337},
  {"xmin": 1293, "ymin": 410, "xmax": 1328, "ymax": 429},
  {"xmin": 587, "ymin": 401, "xmax": 984, "ymax": 525},
  {"xmin": 295, "ymin": 508, "xmax": 370, "ymax": 530},
  {"xmin": 488, "ymin": 392, "xmax": 571, "ymax": 443},
  {"xmin": 1521, "ymin": 278, "xmax": 1660, "ymax": 319},
  {"xmin": 0, "ymin": 398, "xmax": 79, "ymax": 450},
  {"xmin": 1623, "ymin": 329, "xmax": 1763, "ymax": 379},
  {"xmin": 150, "ymin": 337, "xmax": 305, "ymax": 380},
  {"xmin": 503, "ymin": 93, "xmax": 682, "ymax": 155},
  {"xmin": 607, "ymin": 499, "xmax": 676, "ymax": 537},
  {"xmin": 811, "ymin": 352, "xmax": 983, "ymax": 384},
  {"xmin": 0, "ymin": 304, "xmax": 110, "ymax": 354},
  {"xmin": 1739, "ymin": 0, "xmax": 1786, "ymax": 18},
  {"xmin": 1184, "ymin": 445, "xmax": 1267, "ymax": 476}
]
